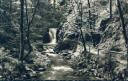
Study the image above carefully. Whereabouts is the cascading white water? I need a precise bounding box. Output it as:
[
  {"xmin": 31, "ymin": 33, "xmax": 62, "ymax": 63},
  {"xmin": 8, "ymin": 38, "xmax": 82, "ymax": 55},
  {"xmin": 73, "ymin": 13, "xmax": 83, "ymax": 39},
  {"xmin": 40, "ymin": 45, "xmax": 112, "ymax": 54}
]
[
  {"xmin": 48, "ymin": 28, "xmax": 57, "ymax": 44},
  {"xmin": 43, "ymin": 28, "xmax": 82, "ymax": 80},
  {"xmin": 44, "ymin": 28, "xmax": 57, "ymax": 53}
]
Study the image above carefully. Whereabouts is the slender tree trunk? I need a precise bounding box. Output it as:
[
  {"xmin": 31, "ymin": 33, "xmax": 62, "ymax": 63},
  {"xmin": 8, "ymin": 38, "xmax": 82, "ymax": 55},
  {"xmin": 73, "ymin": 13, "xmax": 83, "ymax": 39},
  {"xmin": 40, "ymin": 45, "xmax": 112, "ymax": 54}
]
[
  {"xmin": 0, "ymin": 0, "xmax": 3, "ymax": 8},
  {"xmin": 87, "ymin": 0, "xmax": 95, "ymax": 46},
  {"xmin": 87, "ymin": 0, "xmax": 91, "ymax": 29},
  {"xmin": 25, "ymin": 0, "xmax": 29, "ymax": 25},
  {"xmin": 75, "ymin": 0, "xmax": 87, "ymax": 52},
  {"xmin": 25, "ymin": 0, "xmax": 32, "ymax": 57},
  {"xmin": 25, "ymin": 0, "xmax": 32, "ymax": 54},
  {"xmin": 79, "ymin": 2, "xmax": 87, "ymax": 52},
  {"xmin": 54, "ymin": 0, "xmax": 56, "ymax": 9},
  {"xmin": 10, "ymin": 0, "xmax": 12, "ymax": 14},
  {"xmin": 19, "ymin": 0, "xmax": 25, "ymax": 61},
  {"xmin": 0, "ymin": 0, "xmax": 2, "ymax": 8},
  {"xmin": 110, "ymin": 0, "xmax": 112, "ymax": 18},
  {"xmin": 9, "ymin": 0, "xmax": 12, "ymax": 20},
  {"xmin": 23, "ymin": 0, "xmax": 39, "ymax": 60},
  {"xmin": 117, "ymin": 0, "xmax": 128, "ymax": 68}
]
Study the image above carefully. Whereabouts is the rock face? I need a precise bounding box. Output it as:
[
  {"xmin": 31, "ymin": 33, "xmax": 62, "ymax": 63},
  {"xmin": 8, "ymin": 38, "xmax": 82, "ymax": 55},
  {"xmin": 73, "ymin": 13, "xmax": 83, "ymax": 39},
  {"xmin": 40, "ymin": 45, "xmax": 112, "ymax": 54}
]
[
  {"xmin": 54, "ymin": 39, "xmax": 78, "ymax": 53},
  {"xmin": 91, "ymin": 33, "xmax": 101, "ymax": 45},
  {"xmin": 64, "ymin": 31, "xmax": 79, "ymax": 40},
  {"xmin": 85, "ymin": 32, "xmax": 101, "ymax": 46},
  {"xmin": 99, "ymin": 18, "xmax": 111, "ymax": 31},
  {"xmin": 56, "ymin": 27, "xmax": 65, "ymax": 42}
]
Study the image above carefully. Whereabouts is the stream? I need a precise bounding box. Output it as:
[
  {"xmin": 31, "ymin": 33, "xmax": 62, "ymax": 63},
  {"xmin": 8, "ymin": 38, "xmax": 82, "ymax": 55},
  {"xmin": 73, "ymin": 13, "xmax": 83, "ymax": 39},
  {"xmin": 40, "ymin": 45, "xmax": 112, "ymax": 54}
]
[
  {"xmin": 41, "ymin": 50, "xmax": 79, "ymax": 80},
  {"xmin": 40, "ymin": 28, "xmax": 81, "ymax": 80}
]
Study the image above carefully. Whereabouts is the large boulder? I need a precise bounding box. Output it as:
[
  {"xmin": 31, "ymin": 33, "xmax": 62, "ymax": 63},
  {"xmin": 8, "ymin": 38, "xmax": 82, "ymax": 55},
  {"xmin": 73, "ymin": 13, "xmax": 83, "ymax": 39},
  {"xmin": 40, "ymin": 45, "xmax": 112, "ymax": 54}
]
[
  {"xmin": 85, "ymin": 32, "xmax": 101, "ymax": 46},
  {"xmin": 64, "ymin": 31, "xmax": 79, "ymax": 40},
  {"xmin": 54, "ymin": 39, "xmax": 78, "ymax": 53}
]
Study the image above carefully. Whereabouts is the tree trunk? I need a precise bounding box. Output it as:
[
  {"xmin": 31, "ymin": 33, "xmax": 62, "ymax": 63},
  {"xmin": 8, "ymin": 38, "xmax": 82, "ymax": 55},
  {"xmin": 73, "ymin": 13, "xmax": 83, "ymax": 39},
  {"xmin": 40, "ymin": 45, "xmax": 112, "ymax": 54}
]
[
  {"xmin": 110, "ymin": 0, "xmax": 112, "ymax": 18},
  {"xmin": 9, "ymin": 0, "xmax": 12, "ymax": 20},
  {"xmin": 79, "ymin": 2, "xmax": 87, "ymax": 52},
  {"xmin": 0, "ymin": 0, "xmax": 2, "ymax": 8},
  {"xmin": 10, "ymin": 0, "xmax": 12, "ymax": 14},
  {"xmin": 24, "ymin": 0, "xmax": 32, "ymax": 57},
  {"xmin": 23, "ymin": 0, "xmax": 39, "ymax": 60},
  {"xmin": 87, "ymin": 0, "xmax": 95, "ymax": 46},
  {"xmin": 54, "ymin": 0, "xmax": 56, "ymax": 9},
  {"xmin": 117, "ymin": 0, "xmax": 128, "ymax": 68},
  {"xmin": 19, "ymin": 0, "xmax": 25, "ymax": 61},
  {"xmin": 87, "ymin": 0, "xmax": 91, "ymax": 29}
]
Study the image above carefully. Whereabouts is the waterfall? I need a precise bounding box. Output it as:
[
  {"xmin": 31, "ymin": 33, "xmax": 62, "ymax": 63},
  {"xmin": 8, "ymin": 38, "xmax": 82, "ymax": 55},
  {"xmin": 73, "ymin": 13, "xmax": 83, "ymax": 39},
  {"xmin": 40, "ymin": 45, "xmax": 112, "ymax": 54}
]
[{"xmin": 48, "ymin": 28, "xmax": 57, "ymax": 44}]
